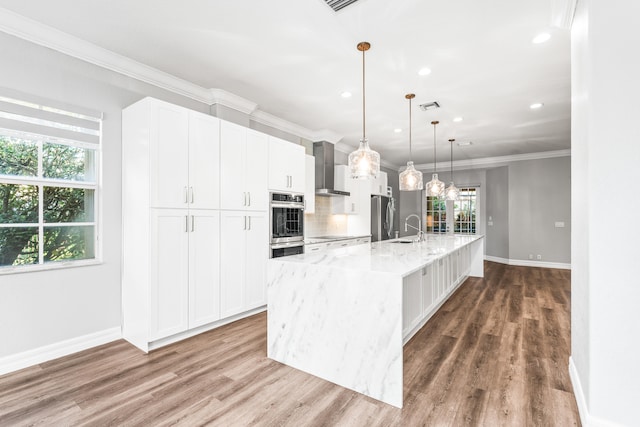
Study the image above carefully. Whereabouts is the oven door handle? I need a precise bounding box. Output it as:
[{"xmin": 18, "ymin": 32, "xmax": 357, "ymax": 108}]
[
  {"xmin": 271, "ymin": 202, "xmax": 305, "ymax": 209},
  {"xmin": 270, "ymin": 241, "xmax": 305, "ymax": 250}
]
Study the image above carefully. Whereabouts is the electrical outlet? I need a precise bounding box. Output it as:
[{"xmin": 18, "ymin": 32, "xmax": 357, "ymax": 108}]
[
  {"xmin": 536, "ymin": 254, "xmax": 542, "ymax": 260},
  {"xmin": 529, "ymin": 254, "xmax": 533, "ymax": 260}
]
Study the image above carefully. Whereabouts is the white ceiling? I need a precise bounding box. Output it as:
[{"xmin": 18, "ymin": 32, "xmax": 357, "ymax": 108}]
[{"xmin": 0, "ymin": 0, "xmax": 571, "ymax": 168}]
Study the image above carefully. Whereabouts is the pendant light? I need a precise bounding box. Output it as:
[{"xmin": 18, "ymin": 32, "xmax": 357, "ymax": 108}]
[
  {"xmin": 425, "ymin": 120, "xmax": 445, "ymax": 197},
  {"xmin": 444, "ymin": 138, "xmax": 460, "ymax": 201},
  {"xmin": 399, "ymin": 94, "xmax": 423, "ymax": 191},
  {"xmin": 348, "ymin": 41, "xmax": 380, "ymax": 179}
]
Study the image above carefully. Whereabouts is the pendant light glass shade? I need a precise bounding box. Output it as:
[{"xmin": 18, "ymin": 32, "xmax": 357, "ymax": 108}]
[
  {"xmin": 399, "ymin": 93, "xmax": 423, "ymax": 191},
  {"xmin": 349, "ymin": 139, "xmax": 380, "ymax": 179},
  {"xmin": 445, "ymin": 138, "xmax": 460, "ymax": 201},
  {"xmin": 426, "ymin": 120, "xmax": 445, "ymax": 197},
  {"xmin": 348, "ymin": 42, "xmax": 380, "ymax": 179}
]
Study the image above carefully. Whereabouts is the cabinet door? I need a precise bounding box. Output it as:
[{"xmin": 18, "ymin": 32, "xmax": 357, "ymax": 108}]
[
  {"xmin": 150, "ymin": 102, "xmax": 189, "ymax": 208},
  {"xmin": 402, "ymin": 270, "xmax": 422, "ymax": 337},
  {"xmin": 189, "ymin": 112, "xmax": 220, "ymax": 209},
  {"xmin": 245, "ymin": 212, "xmax": 269, "ymax": 309},
  {"xmin": 421, "ymin": 265, "xmax": 435, "ymax": 315},
  {"xmin": 332, "ymin": 165, "xmax": 359, "ymax": 214},
  {"xmin": 268, "ymin": 137, "xmax": 290, "ymax": 192},
  {"xmin": 288, "ymin": 144, "xmax": 306, "ymax": 193},
  {"xmin": 304, "ymin": 155, "xmax": 315, "ymax": 213},
  {"xmin": 220, "ymin": 121, "xmax": 247, "ymax": 210},
  {"xmin": 245, "ymin": 130, "xmax": 269, "ymax": 211},
  {"xmin": 188, "ymin": 210, "xmax": 221, "ymax": 328},
  {"xmin": 149, "ymin": 209, "xmax": 189, "ymax": 340},
  {"xmin": 220, "ymin": 211, "xmax": 247, "ymax": 318}
]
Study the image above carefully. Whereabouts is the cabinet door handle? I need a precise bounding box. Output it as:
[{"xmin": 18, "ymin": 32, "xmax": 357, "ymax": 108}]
[
  {"xmin": 191, "ymin": 215, "xmax": 195, "ymax": 232},
  {"xmin": 248, "ymin": 216, "xmax": 251, "ymax": 230},
  {"xmin": 243, "ymin": 192, "xmax": 247, "ymax": 206},
  {"xmin": 185, "ymin": 215, "xmax": 189, "ymax": 232},
  {"xmin": 184, "ymin": 187, "xmax": 188, "ymax": 203},
  {"xmin": 243, "ymin": 216, "xmax": 247, "ymax": 230},
  {"xmin": 247, "ymin": 192, "xmax": 251, "ymax": 206},
  {"xmin": 190, "ymin": 187, "xmax": 194, "ymax": 204}
]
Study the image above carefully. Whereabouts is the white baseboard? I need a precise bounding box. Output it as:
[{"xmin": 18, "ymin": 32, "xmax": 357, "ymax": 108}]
[
  {"xmin": 485, "ymin": 255, "xmax": 571, "ymax": 270},
  {"xmin": 0, "ymin": 327, "xmax": 121, "ymax": 376},
  {"xmin": 568, "ymin": 357, "xmax": 626, "ymax": 427}
]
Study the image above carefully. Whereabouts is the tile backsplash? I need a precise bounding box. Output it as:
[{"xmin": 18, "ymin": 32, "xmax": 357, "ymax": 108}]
[{"xmin": 304, "ymin": 196, "xmax": 347, "ymax": 237}]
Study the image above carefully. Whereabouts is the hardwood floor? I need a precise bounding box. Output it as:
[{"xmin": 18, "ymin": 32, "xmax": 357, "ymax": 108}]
[{"xmin": 0, "ymin": 262, "xmax": 580, "ymax": 426}]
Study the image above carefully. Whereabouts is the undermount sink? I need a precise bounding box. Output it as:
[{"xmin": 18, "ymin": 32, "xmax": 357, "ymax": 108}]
[{"xmin": 391, "ymin": 240, "xmax": 413, "ymax": 244}]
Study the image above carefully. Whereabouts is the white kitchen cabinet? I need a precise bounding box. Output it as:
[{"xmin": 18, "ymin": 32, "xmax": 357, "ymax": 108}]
[
  {"xmin": 188, "ymin": 209, "xmax": 222, "ymax": 328},
  {"xmin": 147, "ymin": 209, "xmax": 221, "ymax": 342},
  {"xmin": 149, "ymin": 209, "xmax": 190, "ymax": 341},
  {"xmin": 146, "ymin": 99, "xmax": 220, "ymax": 209},
  {"xmin": 268, "ymin": 136, "xmax": 306, "ymax": 193},
  {"xmin": 402, "ymin": 270, "xmax": 423, "ymax": 337},
  {"xmin": 332, "ymin": 165, "xmax": 359, "ymax": 214},
  {"xmin": 371, "ymin": 171, "xmax": 388, "ymax": 196},
  {"xmin": 220, "ymin": 121, "xmax": 268, "ymax": 211},
  {"xmin": 122, "ymin": 97, "xmax": 223, "ymax": 353},
  {"xmin": 220, "ymin": 211, "xmax": 268, "ymax": 318},
  {"xmin": 304, "ymin": 154, "xmax": 315, "ymax": 213},
  {"xmin": 304, "ymin": 236, "xmax": 371, "ymax": 254}
]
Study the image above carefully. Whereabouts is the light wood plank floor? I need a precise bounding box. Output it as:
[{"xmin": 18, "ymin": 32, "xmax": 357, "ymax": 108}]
[{"xmin": 0, "ymin": 262, "xmax": 580, "ymax": 426}]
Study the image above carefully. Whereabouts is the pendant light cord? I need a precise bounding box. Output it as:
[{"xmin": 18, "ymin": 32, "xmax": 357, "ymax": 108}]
[
  {"xmin": 450, "ymin": 139, "xmax": 454, "ymax": 182},
  {"xmin": 432, "ymin": 122, "xmax": 438, "ymax": 173},
  {"xmin": 362, "ymin": 46, "xmax": 366, "ymax": 141},
  {"xmin": 409, "ymin": 97, "xmax": 413, "ymax": 159}
]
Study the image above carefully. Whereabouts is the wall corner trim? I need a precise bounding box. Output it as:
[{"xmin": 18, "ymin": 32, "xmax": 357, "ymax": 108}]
[{"xmin": 0, "ymin": 327, "xmax": 122, "ymax": 376}]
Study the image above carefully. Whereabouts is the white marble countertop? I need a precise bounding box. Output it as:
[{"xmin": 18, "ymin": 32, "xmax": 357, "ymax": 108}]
[
  {"xmin": 273, "ymin": 234, "xmax": 484, "ymax": 278},
  {"xmin": 304, "ymin": 235, "xmax": 371, "ymax": 245}
]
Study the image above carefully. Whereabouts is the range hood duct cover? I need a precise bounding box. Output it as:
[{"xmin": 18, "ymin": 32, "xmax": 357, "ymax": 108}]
[{"xmin": 313, "ymin": 141, "xmax": 350, "ymax": 197}]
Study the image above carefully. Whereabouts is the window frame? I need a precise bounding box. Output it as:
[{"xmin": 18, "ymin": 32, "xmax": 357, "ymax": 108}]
[
  {"xmin": 424, "ymin": 186, "xmax": 478, "ymax": 235},
  {"xmin": 0, "ymin": 99, "xmax": 102, "ymax": 274}
]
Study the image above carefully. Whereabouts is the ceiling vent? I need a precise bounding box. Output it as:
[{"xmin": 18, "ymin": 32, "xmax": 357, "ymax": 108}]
[
  {"xmin": 324, "ymin": 0, "xmax": 361, "ymax": 12},
  {"xmin": 419, "ymin": 101, "xmax": 441, "ymax": 111}
]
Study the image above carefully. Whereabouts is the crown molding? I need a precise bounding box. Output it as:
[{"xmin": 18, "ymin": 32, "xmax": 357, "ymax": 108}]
[
  {"xmin": 251, "ymin": 110, "xmax": 342, "ymax": 143},
  {"xmin": 0, "ymin": 8, "xmax": 213, "ymax": 104},
  {"xmin": 410, "ymin": 149, "xmax": 571, "ymax": 172},
  {"xmin": 209, "ymin": 88, "xmax": 257, "ymax": 115},
  {"xmin": 0, "ymin": 7, "xmax": 341, "ymax": 141}
]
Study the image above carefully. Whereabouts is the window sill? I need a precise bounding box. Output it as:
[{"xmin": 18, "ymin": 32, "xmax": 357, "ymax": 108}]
[{"xmin": 0, "ymin": 259, "xmax": 103, "ymax": 276}]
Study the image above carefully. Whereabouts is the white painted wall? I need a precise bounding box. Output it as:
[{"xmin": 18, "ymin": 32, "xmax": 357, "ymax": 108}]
[{"xmin": 571, "ymin": 0, "xmax": 640, "ymax": 425}]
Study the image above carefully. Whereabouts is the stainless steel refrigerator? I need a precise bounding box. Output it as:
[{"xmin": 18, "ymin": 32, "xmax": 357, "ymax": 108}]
[{"xmin": 371, "ymin": 195, "xmax": 395, "ymax": 241}]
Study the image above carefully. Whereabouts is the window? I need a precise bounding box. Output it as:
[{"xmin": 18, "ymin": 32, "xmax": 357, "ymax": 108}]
[
  {"xmin": 425, "ymin": 187, "xmax": 477, "ymax": 234},
  {"xmin": 453, "ymin": 188, "xmax": 477, "ymax": 234},
  {"xmin": 0, "ymin": 95, "xmax": 101, "ymax": 270}
]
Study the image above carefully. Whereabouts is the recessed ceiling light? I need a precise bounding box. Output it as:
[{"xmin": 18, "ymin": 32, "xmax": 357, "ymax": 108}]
[
  {"xmin": 341, "ymin": 91, "xmax": 352, "ymax": 98},
  {"xmin": 457, "ymin": 141, "xmax": 473, "ymax": 146},
  {"xmin": 394, "ymin": 128, "xmax": 402, "ymax": 133},
  {"xmin": 530, "ymin": 102, "xmax": 544, "ymax": 109},
  {"xmin": 418, "ymin": 67, "xmax": 432, "ymax": 76},
  {"xmin": 532, "ymin": 33, "xmax": 551, "ymax": 44},
  {"xmin": 453, "ymin": 117, "xmax": 463, "ymax": 122}
]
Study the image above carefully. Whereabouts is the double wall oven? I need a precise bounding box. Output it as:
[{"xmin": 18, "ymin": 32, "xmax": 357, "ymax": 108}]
[{"xmin": 270, "ymin": 192, "xmax": 305, "ymax": 258}]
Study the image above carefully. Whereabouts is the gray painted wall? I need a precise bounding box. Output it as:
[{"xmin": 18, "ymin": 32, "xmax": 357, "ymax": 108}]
[
  {"xmin": 399, "ymin": 158, "xmax": 570, "ymax": 264},
  {"xmin": 508, "ymin": 157, "xmax": 571, "ymax": 264},
  {"xmin": 486, "ymin": 167, "xmax": 509, "ymax": 259}
]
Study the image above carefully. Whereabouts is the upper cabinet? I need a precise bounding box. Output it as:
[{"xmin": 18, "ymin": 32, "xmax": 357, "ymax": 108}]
[
  {"xmin": 304, "ymin": 155, "xmax": 315, "ymax": 214},
  {"xmin": 371, "ymin": 171, "xmax": 388, "ymax": 196},
  {"xmin": 268, "ymin": 136, "xmax": 305, "ymax": 193},
  {"xmin": 220, "ymin": 121, "xmax": 268, "ymax": 211},
  {"xmin": 147, "ymin": 100, "xmax": 220, "ymax": 209},
  {"xmin": 332, "ymin": 164, "xmax": 359, "ymax": 214}
]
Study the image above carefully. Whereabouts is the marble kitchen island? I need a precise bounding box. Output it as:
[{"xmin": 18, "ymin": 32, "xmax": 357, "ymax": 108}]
[{"xmin": 267, "ymin": 234, "xmax": 484, "ymax": 408}]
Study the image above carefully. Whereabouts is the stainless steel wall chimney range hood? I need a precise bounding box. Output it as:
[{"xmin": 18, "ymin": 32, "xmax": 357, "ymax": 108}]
[{"xmin": 313, "ymin": 141, "xmax": 350, "ymax": 197}]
